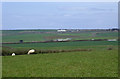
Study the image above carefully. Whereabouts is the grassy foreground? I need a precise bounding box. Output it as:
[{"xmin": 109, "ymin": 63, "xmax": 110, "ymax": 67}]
[{"xmin": 2, "ymin": 47, "xmax": 118, "ymax": 77}]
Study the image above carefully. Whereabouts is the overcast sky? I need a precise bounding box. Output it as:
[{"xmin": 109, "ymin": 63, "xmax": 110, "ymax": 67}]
[{"xmin": 2, "ymin": 2, "xmax": 118, "ymax": 30}]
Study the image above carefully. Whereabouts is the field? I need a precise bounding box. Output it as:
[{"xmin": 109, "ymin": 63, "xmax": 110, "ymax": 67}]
[
  {"xmin": 2, "ymin": 30, "xmax": 118, "ymax": 43},
  {"xmin": 2, "ymin": 45, "xmax": 118, "ymax": 77},
  {"xmin": 2, "ymin": 29, "xmax": 118, "ymax": 77}
]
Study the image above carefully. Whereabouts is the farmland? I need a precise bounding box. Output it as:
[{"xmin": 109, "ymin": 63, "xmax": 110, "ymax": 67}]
[
  {"xmin": 2, "ymin": 30, "xmax": 118, "ymax": 43},
  {"xmin": 2, "ymin": 29, "xmax": 118, "ymax": 77},
  {"xmin": 2, "ymin": 46, "xmax": 118, "ymax": 77}
]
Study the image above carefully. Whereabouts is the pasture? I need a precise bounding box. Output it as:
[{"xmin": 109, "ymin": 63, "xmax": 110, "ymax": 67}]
[
  {"xmin": 2, "ymin": 41, "xmax": 118, "ymax": 55},
  {"xmin": 2, "ymin": 29, "xmax": 118, "ymax": 77},
  {"xmin": 2, "ymin": 46, "xmax": 118, "ymax": 77},
  {"xmin": 2, "ymin": 30, "xmax": 118, "ymax": 43}
]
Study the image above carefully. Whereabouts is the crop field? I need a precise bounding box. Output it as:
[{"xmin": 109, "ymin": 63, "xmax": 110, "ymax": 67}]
[{"xmin": 2, "ymin": 29, "xmax": 118, "ymax": 77}]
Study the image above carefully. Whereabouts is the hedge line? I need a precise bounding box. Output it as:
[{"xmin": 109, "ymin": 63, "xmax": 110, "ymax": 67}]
[{"xmin": 2, "ymin": 47, "xmax": 92, "ymax": 56}]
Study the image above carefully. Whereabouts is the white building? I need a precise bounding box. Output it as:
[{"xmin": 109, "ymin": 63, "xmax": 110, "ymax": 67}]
[{"xmin": 57, "ymin": 29, "xmax": 66, "ymax": 32}]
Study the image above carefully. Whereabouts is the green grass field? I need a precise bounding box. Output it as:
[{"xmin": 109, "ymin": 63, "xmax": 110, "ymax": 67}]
[
  {"xmin": 2, "ymin": 30, "xmax": 118, "ymax": 77},
  {"xmin": 2, "ymin": 47, "xmax": 118, "ymax": 77},
  {"xmin": 3, "ymin": 41, "xmax": 118, "ymax": 50},
  {"xmin": 2, "ymin": 41, "xmax": 118, "ymax": 77}
]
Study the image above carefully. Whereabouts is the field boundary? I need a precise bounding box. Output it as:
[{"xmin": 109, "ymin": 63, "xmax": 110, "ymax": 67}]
[
  {"xmin": 2, "ymin": 48, "xmax": 92, "ymax": 56},
  {"xmin": 2, "ymin": 39, "xmax": 117, "ymax": 44}
]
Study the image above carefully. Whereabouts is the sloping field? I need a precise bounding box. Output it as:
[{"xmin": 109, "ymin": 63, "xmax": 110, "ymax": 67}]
[
  {"xmin": 2, "ymin": 30, "xmax": 118, "ymax": 77},
  {"xmin": 2, "ymin": 47, "xmax": 118, "ymax": 77}
]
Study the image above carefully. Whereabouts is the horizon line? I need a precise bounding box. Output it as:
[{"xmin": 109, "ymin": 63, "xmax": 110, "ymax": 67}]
[{"xmin": 1, "ymin": 28, "xmax": 119, "ymax": 30}]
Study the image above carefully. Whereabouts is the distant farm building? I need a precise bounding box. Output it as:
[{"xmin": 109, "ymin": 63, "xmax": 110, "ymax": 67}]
[{"xmin": 57, "ymin": 29, "xmax": 67, "ymax": 32}]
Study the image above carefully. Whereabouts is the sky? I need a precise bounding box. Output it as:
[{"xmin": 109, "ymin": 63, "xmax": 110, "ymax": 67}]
[{"xmin": 2, "ymin": 2, "xmax": 118, "ymax": 30}]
